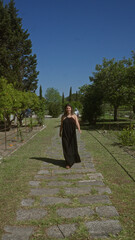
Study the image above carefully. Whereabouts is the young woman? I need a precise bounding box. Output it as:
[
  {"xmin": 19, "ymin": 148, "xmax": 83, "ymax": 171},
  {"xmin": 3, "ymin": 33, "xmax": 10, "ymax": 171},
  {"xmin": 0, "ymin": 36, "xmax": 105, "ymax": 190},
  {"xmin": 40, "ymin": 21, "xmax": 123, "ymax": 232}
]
[{"xmin": 59, "ymin": 104, "xmax": 81, "ymax": 169}]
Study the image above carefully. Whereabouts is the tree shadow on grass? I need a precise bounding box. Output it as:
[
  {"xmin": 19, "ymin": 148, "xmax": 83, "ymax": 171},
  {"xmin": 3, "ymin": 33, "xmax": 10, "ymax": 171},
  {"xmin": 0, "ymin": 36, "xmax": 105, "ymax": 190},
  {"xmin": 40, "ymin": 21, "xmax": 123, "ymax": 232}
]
[{"xmin": 30, "ymin": 157, "xmax": 66, "ymax": 168}]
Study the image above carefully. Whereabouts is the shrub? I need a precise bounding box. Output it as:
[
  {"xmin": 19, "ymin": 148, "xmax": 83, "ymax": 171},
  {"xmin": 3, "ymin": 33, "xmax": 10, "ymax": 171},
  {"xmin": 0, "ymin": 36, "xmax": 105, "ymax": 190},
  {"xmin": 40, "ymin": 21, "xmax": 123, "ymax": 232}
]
[
  {"xmin": 36, "ymin": 99, "xmax": 45, "ymax": 125},
  {"xmin": 48, "ymin": 102, "xmax": 61, "ymax": 117},
  {"xmin": 82, "ymin": 86, "xmax": 104, "ymax": 124},
  {"xmin": 118, "ymin": 125, "xmax": 135, "ymax": 146}
]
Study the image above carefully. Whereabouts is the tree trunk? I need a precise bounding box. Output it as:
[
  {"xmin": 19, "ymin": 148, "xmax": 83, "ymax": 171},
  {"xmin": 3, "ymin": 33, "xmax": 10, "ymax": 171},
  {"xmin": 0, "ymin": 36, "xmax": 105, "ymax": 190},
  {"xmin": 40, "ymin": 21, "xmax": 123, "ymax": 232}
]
[
  {"xmin": 5, "ymin": 114, "xmax": 11, "ymax": 130},
  {"xmin": 114, "ymin": 106, "xmax": 118, "ymax": 121}
]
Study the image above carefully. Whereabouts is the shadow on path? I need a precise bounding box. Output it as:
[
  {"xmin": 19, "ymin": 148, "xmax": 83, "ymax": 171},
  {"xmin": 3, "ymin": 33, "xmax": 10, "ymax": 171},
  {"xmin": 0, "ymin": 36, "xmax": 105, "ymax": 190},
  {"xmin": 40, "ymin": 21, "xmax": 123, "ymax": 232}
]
[{"xmin": 30, "ymin": 157, "xmax": 66, "ymax": 168}]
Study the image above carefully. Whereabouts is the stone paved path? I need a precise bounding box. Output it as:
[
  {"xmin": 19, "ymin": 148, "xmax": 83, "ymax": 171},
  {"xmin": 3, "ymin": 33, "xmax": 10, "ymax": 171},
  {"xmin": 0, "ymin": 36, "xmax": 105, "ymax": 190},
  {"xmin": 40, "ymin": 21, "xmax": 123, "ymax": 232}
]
[{"xmin": 2, "ymin": 131, "xmax": 122, "ymax": 240}]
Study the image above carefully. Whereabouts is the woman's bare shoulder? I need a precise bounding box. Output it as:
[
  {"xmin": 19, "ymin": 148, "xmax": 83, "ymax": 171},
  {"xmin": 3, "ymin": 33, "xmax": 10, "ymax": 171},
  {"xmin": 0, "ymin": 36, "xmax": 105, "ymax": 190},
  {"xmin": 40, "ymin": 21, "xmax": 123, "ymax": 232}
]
[{"xmin": 72, "ymin": 114, "xmax": 77, "ymax": 120}]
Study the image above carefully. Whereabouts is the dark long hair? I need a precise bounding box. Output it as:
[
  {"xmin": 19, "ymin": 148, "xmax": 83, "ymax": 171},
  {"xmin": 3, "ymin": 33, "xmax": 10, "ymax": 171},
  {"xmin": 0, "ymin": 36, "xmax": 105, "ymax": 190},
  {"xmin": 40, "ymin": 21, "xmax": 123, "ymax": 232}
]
[{"xmin": 64, "ymin": 104, "xmax": 74, "ymax": 116}]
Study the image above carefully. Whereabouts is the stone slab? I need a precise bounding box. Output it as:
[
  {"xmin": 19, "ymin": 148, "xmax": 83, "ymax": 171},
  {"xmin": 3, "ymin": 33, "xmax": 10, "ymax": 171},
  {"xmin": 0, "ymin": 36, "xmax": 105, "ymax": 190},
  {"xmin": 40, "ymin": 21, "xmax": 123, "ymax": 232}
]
[
  {"xmin": 87, "ymin": 173, "xmax": 104, "ymax": 180},
  {"xmin": 46, "ymin": 225, "xmax": 63, "ymax": 238},
  {"xmin": 42, "ymin": 162, "xmax": 50, "ymax": 166},
  {"xmin": 94, "ymin": 186, "xmax": 112, "ymax": 194},
  {"xmin": 59, "ymin": 223, "xmax": 77, "ymax": 237},
  {"xmin": 47, "ymin": 181, "xmax": 73, "ymax": 186},
  {"xmin": 34, "ymin": 175, "xmax": 57, "ymax": 180},
  {"xmin": 96, "ymin": 206, "xmax": 119, "ymax": 217},
  {"xmin": 52, "ymin": 168, "xmax": 96, "ymax": 174},
  {"xmin": 71, "ymin": 169, "xmax": 96, "ymax": 174},
  {"xmin": 56, "ymin": 206, "xmax": 94, "ymax": 218},
  {"xmin": 37, "ymin": 170, "xmax": 50, "ymax": 175},
  {"xmin": 85, "ymin": 220, "xmax": 122, "ymax": 238},
  {"xmin": 46, "ymin": 223, "xmax": 77, "ymax": 238},
  {"xmin": 52, "ymin": 169, "xmax": 72, "ymax": 174},
  {"xmin": 29, "ymin": 181, "xmax": 40, "ymax": 187},
  {"xmin": 78, "ymin": 180, "xmax": 105, "ymax": 186},
  {"xmin": 2, "ymin": 226, "xmax": 34, "ymax": 240},
  {"xmin": 80, "ymin": 153, "xmax": 91, "ymax": 158},
  {"xmin": 41, "ymin": 197, "xmax": 71, "ymax": 206},
  {"xmin": 21, "ymin": 199, "xmax": 35, "ymax": 207},
  {"xmin": 71, "ymin": 164, "xmax": 84, "ymax": 169},
  {"xmin": 65, "ymin": 186, "xmax": 92, "ymax": 195},
  {"xmin": 58, "ymin": 174, "xmax": 86, "ymax": 180},
  {"xmin": 29, "ymin": 188, "xmax": 59, "ymax": 196},
  {"xmin": 16, "ymin": 209, "xmax": 47, "ymax": 221},
  {"xmin": 83, "ymin": 163, "xmax": 95, "ymax": 168},
  {"xmin": 41, "ymin": 166, "xmax": 61, "ymax": 170},
  {"xmin": 79, "ymin": 195, "xmax": 111, "ymax": 204}
]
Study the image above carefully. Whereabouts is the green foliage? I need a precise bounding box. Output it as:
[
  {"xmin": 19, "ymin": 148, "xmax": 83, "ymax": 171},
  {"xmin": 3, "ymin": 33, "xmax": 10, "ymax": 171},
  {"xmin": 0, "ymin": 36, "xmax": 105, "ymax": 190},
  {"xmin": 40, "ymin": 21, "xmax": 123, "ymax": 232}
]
[
  {"xmin": 39, "ymin": 85, "xmax": 42, "ymax": 99},
  {"xmin": 26, "ymin": 92, "xmax": 39, "ymax": 112},
  {"xmin": 0, "ymin": 0, "xmax": 39, "ymax": 91},
  {"xmin": 45, "ymin": 87, "xmax": 61, "ymax": 103},
  {"xmin": 78, "ymin": 56, "xmax": 135, "ymax": 123},
  {"xmin": 89, "ymin": 57, "xmax": 135, "ymax": 121},
  {"xmin": 80, "ymin": 84, "xmax": 104, "ymax": 123},
  {"xmin": 62, "ymin": 92, "xmax": 64, "ymax": 104},
  {"xmin": 70, "ymin": 101, "xmax": 82, "ymax": 112},
  {"xmin": 0, "ymin": 77, "xmax": 14, "ymax": 113},
  {"xmin": 118, "ymin": 125, "xmax": 135, "ymax": 146},
  {"xmin": 0, "ymin": 77, "xmax": 40, "ymax": 126},
  {"xmin": 48, "ymin": 102, "xmax": 61, "ymax": 117},
  {"xmin": 45, "ymin": 88, "xmax": 62, "ymax": 117},
  {"xmin": 36, "ymin": 98, "xmax": 45, "ymax": 125}
]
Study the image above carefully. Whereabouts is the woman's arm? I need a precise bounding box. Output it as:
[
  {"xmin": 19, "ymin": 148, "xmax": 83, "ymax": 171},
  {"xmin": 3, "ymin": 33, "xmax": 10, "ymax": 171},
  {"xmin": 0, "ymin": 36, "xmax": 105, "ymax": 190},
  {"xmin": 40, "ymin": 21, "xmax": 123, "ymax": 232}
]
[
  {"xmin": 59, "ymin": 115, "xmax": 63, "ymax": 137},
  {"xmin": 74, "ymin": 114, "xmax": 81, "ymax": 133}
]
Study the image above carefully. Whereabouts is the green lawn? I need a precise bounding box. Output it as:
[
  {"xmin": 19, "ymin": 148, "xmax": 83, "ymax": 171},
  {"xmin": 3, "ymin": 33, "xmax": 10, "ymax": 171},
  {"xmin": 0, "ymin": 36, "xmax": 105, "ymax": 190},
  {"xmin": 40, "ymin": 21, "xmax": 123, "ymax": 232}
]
[
  {"xmin": 0, "ymin": 118, "xmax": 59, "ymax": 239},
  {"xmin": 0, "ymin": 118, "xmax": 135, "ymax": 240},
  {"xmin": 81, "ymin": 127, "xmax": 135, "ymax": 240}
]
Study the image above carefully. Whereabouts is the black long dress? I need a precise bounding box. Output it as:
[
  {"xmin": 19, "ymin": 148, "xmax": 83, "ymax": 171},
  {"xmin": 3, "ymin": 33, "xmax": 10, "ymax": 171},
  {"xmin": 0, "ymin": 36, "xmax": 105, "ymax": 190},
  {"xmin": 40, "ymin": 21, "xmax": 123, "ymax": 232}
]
[{"xmin": 62, "ymin": 117, "xmax": 81, "ymax": 167}]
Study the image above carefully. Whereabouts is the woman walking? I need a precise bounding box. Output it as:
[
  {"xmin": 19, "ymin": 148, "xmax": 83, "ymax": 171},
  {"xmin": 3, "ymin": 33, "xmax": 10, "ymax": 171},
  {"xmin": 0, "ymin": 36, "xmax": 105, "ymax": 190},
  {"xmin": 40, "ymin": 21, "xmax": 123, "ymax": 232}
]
[{"xmin": 59, "ymin": 104, "xmax": 81, "ymax": 169}]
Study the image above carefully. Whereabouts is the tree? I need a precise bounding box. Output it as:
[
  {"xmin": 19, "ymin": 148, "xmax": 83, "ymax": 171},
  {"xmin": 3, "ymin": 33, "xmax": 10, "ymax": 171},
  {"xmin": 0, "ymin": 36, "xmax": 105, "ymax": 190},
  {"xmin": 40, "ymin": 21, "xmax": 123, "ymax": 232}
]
[
  {"xmin": 90, "ymin": 58, "xmax": 129, "ymax": 121},
  {"xmin": 0, "ymin": 0, "xmax": 39, "ymax": 91},
  {"xmin": 126, "ymin": 52, "xmax": 135, "ymax": 112},
  {"xmin": 36, "ymin": 85, "xmax": 45, "ymax": 125},
  {"xmin": 69, "ymin": 87, "xmax": 72, "ymax": 102},
  {"xmin": 45, "ymin": 88, "xmax": 62, "ymax": 117},
  {"xmin": 45, "ymin": 88, "xmax": 61, "ymax": 103},
  {"xmin": 0, "ymin": 77, "xmax": 14, "ymax": 124},
  {"xmin": 36, "ymin": 98, "xmax": 45, "ymax": 125},
  {"xmin": 76, "ymin": 91, "xmax": 78, "ymax": 101},
  {"xmin": 79, "ymin": 84, "xmax": 90, "ymax": 103},
  {"xmin": 39, "ymin": 85, "xmax": 43, "ymax": 99},
  {"xmin": 62, "ymin": 92, "xmax": 64, "ymax": 104},
  {"xmin": 81, "ymin": 84, "xmax": 104, "ymax": 123},
  {"xmin": 0, "ymin": 77, "xmax": 24, "ymax": 127},
  {"xmin": 61, "ymin": 92, "xmax": 65, "ymax": 111}
]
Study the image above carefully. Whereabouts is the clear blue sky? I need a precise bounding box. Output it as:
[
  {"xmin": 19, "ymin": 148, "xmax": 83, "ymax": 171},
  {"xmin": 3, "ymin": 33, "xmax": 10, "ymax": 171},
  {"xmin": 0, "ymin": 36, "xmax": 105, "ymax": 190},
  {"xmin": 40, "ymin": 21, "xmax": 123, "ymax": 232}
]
[{"xmin": 4, "ymin": 0, "xmax": 135, "ymax": 97}]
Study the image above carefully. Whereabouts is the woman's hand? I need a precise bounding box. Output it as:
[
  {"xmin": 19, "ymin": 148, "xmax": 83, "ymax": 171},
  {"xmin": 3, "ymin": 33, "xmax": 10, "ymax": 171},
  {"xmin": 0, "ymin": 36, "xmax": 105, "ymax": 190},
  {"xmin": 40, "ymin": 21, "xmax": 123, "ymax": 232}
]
[
  {"xmin": 59, "ymin": 132, "xmax": 62, "ymax": 137},
  {"xmin": 74, "ymin": 114, "xmax": 81, "ymax": 133}
]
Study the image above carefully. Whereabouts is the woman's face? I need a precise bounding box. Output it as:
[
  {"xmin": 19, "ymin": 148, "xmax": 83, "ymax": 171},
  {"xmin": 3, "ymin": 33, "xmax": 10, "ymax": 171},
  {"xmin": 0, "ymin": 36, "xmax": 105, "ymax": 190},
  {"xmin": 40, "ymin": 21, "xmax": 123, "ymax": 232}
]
[{"xmin": 66, "ymin": 106, "xmax": 72, "ymax": 114}]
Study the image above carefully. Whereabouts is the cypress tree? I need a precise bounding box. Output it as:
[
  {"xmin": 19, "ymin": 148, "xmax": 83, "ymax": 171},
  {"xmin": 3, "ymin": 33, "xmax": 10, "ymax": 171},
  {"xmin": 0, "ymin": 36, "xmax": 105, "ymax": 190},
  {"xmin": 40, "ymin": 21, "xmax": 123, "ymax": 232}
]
[
  {"xmin": 0, "ymin": 0, "xmax": 39, "ymax": 92},
  {"xmin": 69, "ymin": 87, "xmax": 72, "ymax": 102},
  {"xmin": 76, "ymin": 91, "xmax": 78, "ymax": 101},
  {"xmin": 39, "ymin": 85, "xmax": 43, "ymax": 99},
  {"xmin": 62, "ymin": 92, "xmax": 64, "ymax": 104}
]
